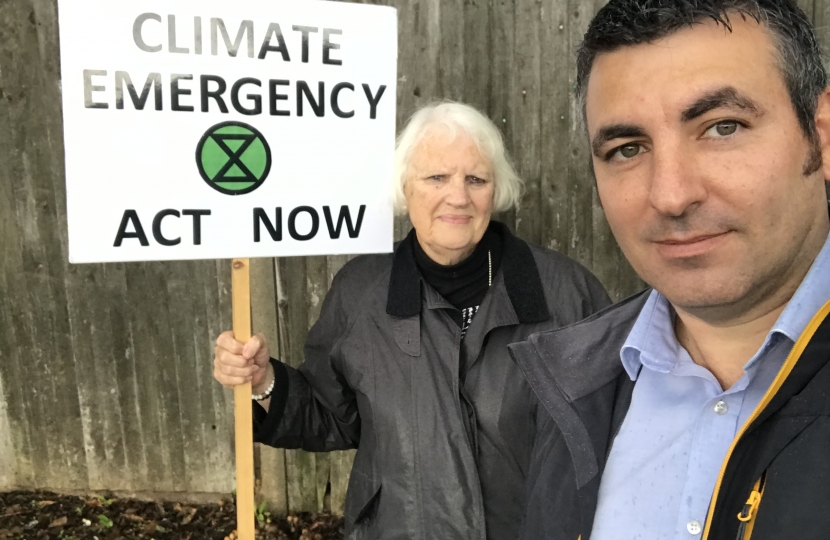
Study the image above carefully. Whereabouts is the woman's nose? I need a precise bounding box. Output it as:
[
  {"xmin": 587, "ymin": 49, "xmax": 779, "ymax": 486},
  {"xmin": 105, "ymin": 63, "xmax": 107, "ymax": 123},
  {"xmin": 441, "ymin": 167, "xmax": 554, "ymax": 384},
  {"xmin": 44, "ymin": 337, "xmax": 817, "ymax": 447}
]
[{"xmin": 444, "ymin": 176, "xmax": 472, "ymax": 207}]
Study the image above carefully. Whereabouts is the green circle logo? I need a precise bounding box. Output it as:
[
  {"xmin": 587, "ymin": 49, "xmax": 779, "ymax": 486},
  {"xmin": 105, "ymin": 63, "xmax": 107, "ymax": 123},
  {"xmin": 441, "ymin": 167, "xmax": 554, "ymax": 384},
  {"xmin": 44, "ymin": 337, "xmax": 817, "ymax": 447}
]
[{"xmin": 196, "ymin": 121, "xmax": 271, "ymax": 195}]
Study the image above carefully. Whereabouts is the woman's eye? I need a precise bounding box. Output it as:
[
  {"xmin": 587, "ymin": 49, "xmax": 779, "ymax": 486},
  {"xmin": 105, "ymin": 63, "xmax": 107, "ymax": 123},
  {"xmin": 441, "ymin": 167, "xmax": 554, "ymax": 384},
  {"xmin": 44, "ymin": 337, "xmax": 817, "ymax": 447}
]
[
  {"xmin": 467, "ymin": 176, "xmax": 486, "ymax": 184},
  {"xmin": 708, "ymin": 121, "xmax": 740, "ymax": 137}
]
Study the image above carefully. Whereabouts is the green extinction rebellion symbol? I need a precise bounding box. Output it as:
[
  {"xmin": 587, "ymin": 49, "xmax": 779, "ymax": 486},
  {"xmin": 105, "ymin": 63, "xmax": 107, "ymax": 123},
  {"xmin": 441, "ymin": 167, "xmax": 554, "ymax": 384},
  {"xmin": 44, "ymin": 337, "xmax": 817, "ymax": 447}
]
[{"xmin": 196, "ymin": 121, "xmax": 272, "ymax": 195}]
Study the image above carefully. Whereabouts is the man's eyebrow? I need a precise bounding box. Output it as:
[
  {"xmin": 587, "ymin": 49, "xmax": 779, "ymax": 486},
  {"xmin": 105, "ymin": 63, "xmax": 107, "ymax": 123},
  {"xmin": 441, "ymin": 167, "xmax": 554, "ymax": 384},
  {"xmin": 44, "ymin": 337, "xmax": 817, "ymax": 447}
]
[
  {"xmin": 591, "ymin": 124, "xmax": 647, "ymax": 157},
  {"xmin": 681, "ymin": 87, "xmax": 763, "ymax": 122}
]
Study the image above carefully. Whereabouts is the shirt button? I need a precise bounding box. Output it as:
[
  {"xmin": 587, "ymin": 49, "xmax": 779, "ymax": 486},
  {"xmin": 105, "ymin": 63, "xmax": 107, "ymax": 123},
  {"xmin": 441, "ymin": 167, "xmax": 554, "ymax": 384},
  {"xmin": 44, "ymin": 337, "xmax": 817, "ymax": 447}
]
[
  {"xmin": 687, "ymin": 520, "xmax": 703, "ymax": 535},
  {"xmin": 713, "ymin": 401, "xmax": 728, "ymax": 415}
]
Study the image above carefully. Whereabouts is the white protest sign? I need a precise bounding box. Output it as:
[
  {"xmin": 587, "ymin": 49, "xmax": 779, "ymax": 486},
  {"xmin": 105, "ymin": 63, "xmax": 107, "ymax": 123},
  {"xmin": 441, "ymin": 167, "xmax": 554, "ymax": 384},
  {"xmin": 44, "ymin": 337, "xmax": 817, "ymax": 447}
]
[{"xmin": 59, "ymin": 0, "xmax": 397, "ymax": 263}]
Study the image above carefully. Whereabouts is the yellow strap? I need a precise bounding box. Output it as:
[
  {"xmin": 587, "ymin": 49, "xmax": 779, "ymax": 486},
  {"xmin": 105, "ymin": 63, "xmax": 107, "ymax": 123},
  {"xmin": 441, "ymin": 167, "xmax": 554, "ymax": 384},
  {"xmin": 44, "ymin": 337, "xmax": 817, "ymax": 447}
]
[{"xmin": 701, "ymin": 299, "xmax": 830, "ymax": 539}]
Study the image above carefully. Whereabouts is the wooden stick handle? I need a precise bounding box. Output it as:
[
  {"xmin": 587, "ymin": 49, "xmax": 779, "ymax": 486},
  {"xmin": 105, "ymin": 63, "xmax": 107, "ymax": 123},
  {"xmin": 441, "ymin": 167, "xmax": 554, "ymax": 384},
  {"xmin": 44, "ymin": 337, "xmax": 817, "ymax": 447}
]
[{"xmin": 232, "ymin": 258, "xmax": 255, "ymax": 540}]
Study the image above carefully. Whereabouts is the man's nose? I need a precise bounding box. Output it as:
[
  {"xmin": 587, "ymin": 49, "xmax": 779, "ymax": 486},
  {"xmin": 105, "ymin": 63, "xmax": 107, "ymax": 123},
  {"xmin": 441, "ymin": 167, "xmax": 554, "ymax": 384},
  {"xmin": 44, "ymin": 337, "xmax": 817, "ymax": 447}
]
[{"xmin": 648, "ymin": 146, "xmax": 706, "ymax": 217}]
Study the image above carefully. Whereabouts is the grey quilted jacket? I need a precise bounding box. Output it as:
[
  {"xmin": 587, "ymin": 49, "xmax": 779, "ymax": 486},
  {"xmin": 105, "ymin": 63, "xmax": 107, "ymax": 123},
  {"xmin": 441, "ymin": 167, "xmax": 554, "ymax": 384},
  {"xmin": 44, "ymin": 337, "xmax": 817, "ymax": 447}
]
[{"xmin": 253, "ymin": 221, "xmax": 610, "ymax": 540}]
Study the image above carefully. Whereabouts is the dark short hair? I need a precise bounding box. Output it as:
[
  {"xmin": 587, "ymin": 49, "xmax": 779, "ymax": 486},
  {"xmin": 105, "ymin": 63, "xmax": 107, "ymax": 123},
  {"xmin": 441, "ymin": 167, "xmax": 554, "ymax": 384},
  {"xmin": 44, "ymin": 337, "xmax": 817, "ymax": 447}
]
[{"xmin": 577, "ymin": 0, "xmax": 827, "ymax": 148}]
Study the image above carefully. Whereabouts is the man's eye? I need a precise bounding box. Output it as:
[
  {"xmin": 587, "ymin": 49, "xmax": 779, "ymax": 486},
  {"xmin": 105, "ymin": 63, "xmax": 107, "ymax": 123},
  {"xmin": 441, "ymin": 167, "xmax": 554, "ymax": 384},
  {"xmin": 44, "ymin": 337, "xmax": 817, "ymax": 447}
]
[
  {"xmin": 620, "ymin": 145, "xmax": 640, "ymax": 158},
  {"xmin": 708, "ymin": 121, "xmax": 740, "ymax": 137},
  {"xmin": 610, "ymin": 144, "xmax": 641, "ymax": 160}
]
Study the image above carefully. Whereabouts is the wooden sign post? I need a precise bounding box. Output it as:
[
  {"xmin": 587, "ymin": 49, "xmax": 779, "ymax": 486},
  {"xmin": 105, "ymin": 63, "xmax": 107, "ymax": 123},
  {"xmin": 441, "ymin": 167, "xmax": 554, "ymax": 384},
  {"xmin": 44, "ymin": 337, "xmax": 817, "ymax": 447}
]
[{"xmin": 232, "ymin": 259, "xmax": 255, "ymax": 540}]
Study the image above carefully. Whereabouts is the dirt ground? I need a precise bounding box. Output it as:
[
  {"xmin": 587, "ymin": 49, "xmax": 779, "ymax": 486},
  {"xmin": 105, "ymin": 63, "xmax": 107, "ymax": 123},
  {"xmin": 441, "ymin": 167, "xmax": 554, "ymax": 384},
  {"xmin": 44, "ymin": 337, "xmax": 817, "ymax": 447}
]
[{"xmin": 0, "ymin": 490, "xmax": 343, "ymax": 540}]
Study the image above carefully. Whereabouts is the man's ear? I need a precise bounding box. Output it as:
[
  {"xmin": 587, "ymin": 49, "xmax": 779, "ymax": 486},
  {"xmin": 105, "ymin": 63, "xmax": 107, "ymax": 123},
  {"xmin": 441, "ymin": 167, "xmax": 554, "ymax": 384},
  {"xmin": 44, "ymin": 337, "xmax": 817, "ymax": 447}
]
[{"xmin": 815, "ymin": 88, "xmax": 830, "ymax": 181}]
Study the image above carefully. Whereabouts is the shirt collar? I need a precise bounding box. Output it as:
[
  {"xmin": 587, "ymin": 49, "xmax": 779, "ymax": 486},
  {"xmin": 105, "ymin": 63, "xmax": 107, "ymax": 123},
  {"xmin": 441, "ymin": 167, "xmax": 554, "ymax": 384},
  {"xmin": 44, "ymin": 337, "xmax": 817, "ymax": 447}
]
[
  {"xmin": 621, "ymin": 229, "xmax": 830, "ymax": 380},
  {"xmin": 768, "ymin": 230, "xmax": 830, "ymax": 344},
  {"xmin": 620, "ymin": 289, "xmax": 677, "ymax": 380}
]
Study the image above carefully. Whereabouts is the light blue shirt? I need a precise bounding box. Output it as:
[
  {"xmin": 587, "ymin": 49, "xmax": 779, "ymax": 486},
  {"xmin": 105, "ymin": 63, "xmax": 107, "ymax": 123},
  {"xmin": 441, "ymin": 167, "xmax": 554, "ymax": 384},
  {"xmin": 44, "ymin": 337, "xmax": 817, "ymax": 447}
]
[{"xmin": 591, "ymin": 231, "xmax": 830, "ymax": 540}]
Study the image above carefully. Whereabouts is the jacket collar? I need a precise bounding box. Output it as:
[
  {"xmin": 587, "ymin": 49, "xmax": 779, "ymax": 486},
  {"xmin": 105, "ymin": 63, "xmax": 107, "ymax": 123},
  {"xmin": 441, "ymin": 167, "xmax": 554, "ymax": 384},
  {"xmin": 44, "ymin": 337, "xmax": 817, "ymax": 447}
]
[
  {"xmin": 506, "ymin": 290, "xmax": 650, "ymax": 514},
  {"xmin": 510, "ymin": 290, "xmax": 650, "ymax": 405},
  {"xmin": 385, "ymin": 221, "xmax": 550, "ymax": 324}
]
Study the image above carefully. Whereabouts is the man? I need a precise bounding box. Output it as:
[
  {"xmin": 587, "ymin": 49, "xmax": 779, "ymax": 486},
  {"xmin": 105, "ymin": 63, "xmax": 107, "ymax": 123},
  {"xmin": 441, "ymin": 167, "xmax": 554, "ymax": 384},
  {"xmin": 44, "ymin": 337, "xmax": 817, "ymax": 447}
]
[{"xmin": 509, "ymin": 1, "xmax": 830, "ymax": 539}]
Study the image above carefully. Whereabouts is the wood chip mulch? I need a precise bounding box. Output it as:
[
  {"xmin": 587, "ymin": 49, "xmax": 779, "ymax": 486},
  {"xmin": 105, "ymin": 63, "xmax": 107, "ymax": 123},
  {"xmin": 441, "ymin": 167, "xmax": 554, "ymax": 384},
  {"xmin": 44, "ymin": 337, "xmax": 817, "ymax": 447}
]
[{"xmin": 0, "ymin": 490, "xmax": 343, "ymax": 540}]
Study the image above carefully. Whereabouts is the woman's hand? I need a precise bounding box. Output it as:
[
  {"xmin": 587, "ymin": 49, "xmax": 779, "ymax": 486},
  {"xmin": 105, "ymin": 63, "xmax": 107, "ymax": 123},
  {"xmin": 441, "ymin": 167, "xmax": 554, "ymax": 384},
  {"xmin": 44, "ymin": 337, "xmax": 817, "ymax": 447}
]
[{"xmin": 213, "ymin": 331, "xmax": 273, "ymax": 394}]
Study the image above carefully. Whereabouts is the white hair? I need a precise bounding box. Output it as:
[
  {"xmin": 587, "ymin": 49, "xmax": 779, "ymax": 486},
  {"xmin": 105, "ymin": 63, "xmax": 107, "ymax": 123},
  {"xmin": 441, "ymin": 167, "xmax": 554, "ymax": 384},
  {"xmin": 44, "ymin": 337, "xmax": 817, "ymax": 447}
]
[{"xmin": 392, "ymin": 101, "xmax": 523, "ymax": 215}]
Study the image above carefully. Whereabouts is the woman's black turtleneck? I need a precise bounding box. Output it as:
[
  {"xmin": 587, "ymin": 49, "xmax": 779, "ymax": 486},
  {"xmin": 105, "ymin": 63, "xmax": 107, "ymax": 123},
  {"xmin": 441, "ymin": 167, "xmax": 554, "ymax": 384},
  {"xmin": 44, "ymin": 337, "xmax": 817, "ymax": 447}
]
[{"xmin": 413, "ymin": 227, "xmax": 503, "ymax": 330}]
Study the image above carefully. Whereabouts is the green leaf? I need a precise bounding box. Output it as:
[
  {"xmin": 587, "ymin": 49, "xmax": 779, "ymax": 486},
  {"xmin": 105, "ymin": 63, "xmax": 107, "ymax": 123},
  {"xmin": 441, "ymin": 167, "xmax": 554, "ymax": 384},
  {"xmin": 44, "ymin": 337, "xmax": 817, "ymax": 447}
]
[{"xmin": 98, "ymin": 515, "xmax": 113, "ymax": 528}]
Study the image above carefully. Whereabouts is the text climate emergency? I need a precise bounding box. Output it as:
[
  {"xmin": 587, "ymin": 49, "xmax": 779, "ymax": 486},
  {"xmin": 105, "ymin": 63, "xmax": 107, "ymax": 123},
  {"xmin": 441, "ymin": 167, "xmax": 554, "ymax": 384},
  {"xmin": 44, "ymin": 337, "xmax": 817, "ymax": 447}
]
[
  {"xmin": 70, "ymin": 11, "xmax": 391, "ymax": 253},
  {"xmin": 82, "ymin": 14, "xmax": 388, "ymax": 119}
]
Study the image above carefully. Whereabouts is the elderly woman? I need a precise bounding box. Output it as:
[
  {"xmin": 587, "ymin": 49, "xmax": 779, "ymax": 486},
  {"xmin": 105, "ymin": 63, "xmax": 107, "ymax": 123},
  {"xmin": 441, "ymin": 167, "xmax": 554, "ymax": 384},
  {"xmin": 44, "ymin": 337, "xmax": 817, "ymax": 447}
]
[{"xmin": 213, "ymin": 102, "xmax": 609, "ymax": 539}]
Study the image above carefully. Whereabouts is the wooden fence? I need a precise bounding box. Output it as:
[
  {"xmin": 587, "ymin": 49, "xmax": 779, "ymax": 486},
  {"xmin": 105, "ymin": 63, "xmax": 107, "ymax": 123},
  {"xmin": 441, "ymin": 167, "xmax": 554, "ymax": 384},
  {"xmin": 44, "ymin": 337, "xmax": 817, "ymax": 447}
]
[{"xmin": 1, "ymin": 0, "xmax": 827, "ymax": 515}]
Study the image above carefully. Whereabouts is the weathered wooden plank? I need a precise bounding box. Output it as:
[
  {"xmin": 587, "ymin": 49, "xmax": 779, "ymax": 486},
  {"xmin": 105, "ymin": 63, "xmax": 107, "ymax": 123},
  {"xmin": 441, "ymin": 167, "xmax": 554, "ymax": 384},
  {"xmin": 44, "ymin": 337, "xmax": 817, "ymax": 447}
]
[
  {"xmin": 30, "ymin": 0, "xmax": 87, "ymax": 492},
  {"xmin": 98, "ymin": 265, "xmax": 142, "ymax": 490},
  {"xmin": 0, "ymin": 373, "xmax": 14, "ymax": 490},
  {"xmin": 512, "ymin": 0, "xmax": 544, "ymax": 244},
  {"xmin": 489, "ymin": 0, "xmax": 518, "ymax": 229},
  {"xmin": 0, "ymin": 0, "xmax": 87, "ymax": 492},
  {"xmin": 0, "ymin": 160, "xmax": 22, "ymax": 487},
  {"xmin": 251, "ymin": 257, "xmax": 288, "ymax": 515},
  {"xmin": 165, "ymin": 260, "xmax": 223, "ymax": 493},
  {"xmin": 105, "ymin": 264, "xmax": 152, "ymax": 491},
  {"xmin": 798, "ymin": 0, "xmax": 815, "ymax": 20},
  {"xmin": 0, "ymin": 68, "xmax": 21, "ymax": 486},
  {"xmin": 177, "ymin": 258, "xmax": 236, "ymax": 496},
  {"xmin": 566, "ymin": 0, "xmax": 597, "ymax": 269},
  {"xmin": 167, "ymin": 263, "xmax": 206, "ymax": 494},
  {"xmin": 203, "ymin": 261, "xmax": 235, "ymax": 494},
  {"xmin": 120, "ymin": 264, "xmax": 175, "ymax": 492},
  {"xmin": 276, "ymin": 257, "xmax": 322, "ymax": 512},
  {"xmin": 64, "ymin": 263, "xmax": 129, "ymax": 492},
  {"xmin": 0, "ymin": 17, "xmax": 39, "ymax": 488},
  {"xmin": 462, "ymin": 0, "xmax": 492, "ymax": 113},
  {"xmin": 15, "ymin": 170, "xmax": 62, "ymax": 490},
  {"xmin": 438, "ymin": 0, "xmax": 465, "ymax": 101},
  {"xmin": 539, "ymin": 0, "xmax": 571, "ymax": 254},
  {"xmin": 813, "ymin": 0, "xmax": 830, "ymax": 63}
]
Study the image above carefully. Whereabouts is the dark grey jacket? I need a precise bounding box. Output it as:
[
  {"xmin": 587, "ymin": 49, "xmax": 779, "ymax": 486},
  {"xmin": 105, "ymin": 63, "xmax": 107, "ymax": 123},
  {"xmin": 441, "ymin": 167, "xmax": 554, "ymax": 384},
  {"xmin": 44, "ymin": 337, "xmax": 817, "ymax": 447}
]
[
  {"xmin": 254, "ymin": 222, "xmax": 610, "ymax": 540},
  {"xmin": 509, "ymin": 289, "xmax": 830, "ymax": 540}
]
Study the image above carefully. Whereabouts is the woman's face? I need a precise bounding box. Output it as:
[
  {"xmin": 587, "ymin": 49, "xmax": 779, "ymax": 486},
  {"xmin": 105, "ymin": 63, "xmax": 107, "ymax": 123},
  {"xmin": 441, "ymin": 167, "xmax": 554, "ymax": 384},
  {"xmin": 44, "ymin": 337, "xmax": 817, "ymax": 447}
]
[{"xmin": 405, "ymin": 129, "xmax": 495, "ymax": 265}]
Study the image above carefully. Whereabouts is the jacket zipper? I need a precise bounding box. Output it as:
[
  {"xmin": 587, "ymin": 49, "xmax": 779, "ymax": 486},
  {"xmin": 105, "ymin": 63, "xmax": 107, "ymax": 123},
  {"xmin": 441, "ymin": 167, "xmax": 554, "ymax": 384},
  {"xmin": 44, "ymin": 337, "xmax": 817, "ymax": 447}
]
[
  {"xmin": 701, "ymin": 299, "xmax": 830, "ymax": 539},
  {"xmin": 735, "ymin": 472, "xmax": 766, "ymax": 540},
  {"xmin": 453, "ymin": 323, "xmax": 487, "ymax": 540}
]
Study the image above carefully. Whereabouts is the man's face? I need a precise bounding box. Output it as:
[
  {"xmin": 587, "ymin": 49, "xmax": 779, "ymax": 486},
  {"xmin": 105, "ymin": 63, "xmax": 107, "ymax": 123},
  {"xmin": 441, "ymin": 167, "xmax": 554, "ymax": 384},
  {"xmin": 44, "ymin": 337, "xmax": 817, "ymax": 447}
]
[{"xmin": 586, "ymin": 18, "xmax": 830, "ymax": 322}]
